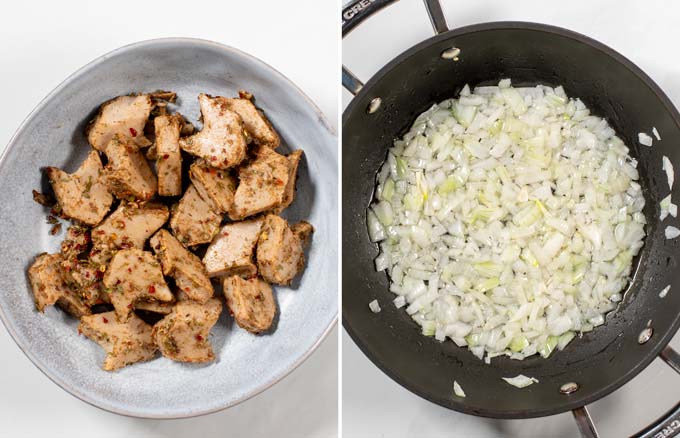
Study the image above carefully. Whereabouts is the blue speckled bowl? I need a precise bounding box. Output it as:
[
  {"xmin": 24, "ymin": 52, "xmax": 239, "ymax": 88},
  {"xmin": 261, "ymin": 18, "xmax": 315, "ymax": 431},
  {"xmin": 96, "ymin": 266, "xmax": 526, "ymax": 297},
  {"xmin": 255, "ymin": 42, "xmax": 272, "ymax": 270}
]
[{"xmin": 0, "ymin": 38, "xmax": 337, "ymax": 418}]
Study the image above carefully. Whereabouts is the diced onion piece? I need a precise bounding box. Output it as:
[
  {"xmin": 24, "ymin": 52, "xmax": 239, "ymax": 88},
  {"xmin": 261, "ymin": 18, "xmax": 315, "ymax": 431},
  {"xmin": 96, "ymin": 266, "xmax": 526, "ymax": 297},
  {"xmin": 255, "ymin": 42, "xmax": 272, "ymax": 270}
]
[
  {"xmin": 663, "ymin": 156, "xmax": 674, "ymax": 190},
  {"xmin": 393, "ymin": 295, "xmax": 406, "ymax": 308},
  {"xmin": 665, "ymin": 226, "xmax": 680, "ymax": 239},
  {"xmin": 659, "ymin": 285, "xmax": 671, "ymax": 298},
  {"xmin": 653, "ymin": 127, "xmax": 661, "ymax": 141},
  {"xmin": 368, "ymin": 299, "xmax": 381, "ymax": 313},
  {"xmin": 638, "ymin": 132, "xmax": 653, "ymax": 146},
  {"xmin": 503, "ymin": 375, "xmax": 539, "ymax": 388},
  {"xmin": 453, "ymin": 380, "xmax": 466, "ymax": 397}
]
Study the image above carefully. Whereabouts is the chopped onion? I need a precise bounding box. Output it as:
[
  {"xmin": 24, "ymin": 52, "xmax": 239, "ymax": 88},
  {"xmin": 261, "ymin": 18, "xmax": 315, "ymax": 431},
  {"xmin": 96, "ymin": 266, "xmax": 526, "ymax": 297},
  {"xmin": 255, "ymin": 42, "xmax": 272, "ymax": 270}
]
[
  {"xmin": 659, "ymin": 285, "xmax": 671, "ymax": 298},
  {"xmin": 638, "ymin": 132, "xmax": 653, "ymax": 146},
  {"xmin": 660, "ymin": 194, "xmax": 677, "ymax": 220},
  {"xmin": 453, "ymin": 380, "xmax": 466, "ymax": 397},
  {"xmin": 653, "ymin": 127, "xmax": 661, "ymax": 141},
  {"xmin": 368, "ymin": 299, "xmax": 381, "ymax": 313},
  {"xmin": 503, "ymin": 375, "xmax": 539, "ymax": 388},
  {"xmin": 368, "ymin": 80, "xmax": 646, "ymax": 363},
  {"xmin": 666, "ymin": 226, "xmax": 680, "ymax": 239},
  {"xmin": 663, "ymin": 156, "xmax": 674, "ymax": 190}
]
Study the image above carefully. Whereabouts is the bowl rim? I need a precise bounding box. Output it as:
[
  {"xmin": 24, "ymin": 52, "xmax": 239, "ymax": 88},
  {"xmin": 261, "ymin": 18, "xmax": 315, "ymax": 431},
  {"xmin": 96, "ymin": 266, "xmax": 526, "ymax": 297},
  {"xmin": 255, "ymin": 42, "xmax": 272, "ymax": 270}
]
[{"xmin": 0, "ymin": 36, "xmax": 337, "ymax": 419}]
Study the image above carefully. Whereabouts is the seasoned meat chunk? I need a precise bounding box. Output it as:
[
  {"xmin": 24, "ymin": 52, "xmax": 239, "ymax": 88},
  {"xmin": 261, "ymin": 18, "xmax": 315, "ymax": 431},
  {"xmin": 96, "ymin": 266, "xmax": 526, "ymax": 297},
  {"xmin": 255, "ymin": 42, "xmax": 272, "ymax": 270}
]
[
  {"xmin": 87, "ymin": 94, "xmax": 153, "ymax": 151},
  {"xmin": 257, "ymin": 215, "xmax": 314, "ymax": 285},
  {"xmin": 221, "ymin": 96, "xmax": 280, "ymax": 149},
  {"xmin": 103, "ymin": 248, "xmax": 173, "ymax": 321},
  {"xmin": 202, "ymin": 218, "xmax": 263, "ymax": 278},
  {"xmin": 189, "ymin": 160, "xmax": 237, "ymax": 213},
  {"xmin": 92, "ymin": 202, "xmax": 168, "ymax": 250},
  {"xmin": 46, "ymin": 150, "xmax": 113, "ymax": 226},
  {"xmin": 102, "ymin": 135, "xmax": 157, "ymax": 201},
  {"xmin": 169, "ymin": 184, "xmax": 221, "ymax": 246},
  {"xmin": 229, "ymin": 146, "xmax": 290, "ymax": 220},
  {"xmin": 28, "ymin": 253, "xmax": 90, "ymax": 317},
  {"xmin": 79, "ymin": 311, "xmax": 157, "ymax": 371},
  {"xmin": 179, "ymin": 94, "xmax": 247, "ymax": 169},
  {"xmin": 152, "ymin": 299, "xmax": 222, "ymax": 363},
  {"xmin": 275, "ymin": 150, "xmax": 303, "ymax": 213},
  {"xmin": 222, "ymin": 276, "xmax": 275, "ymax": 333},
  {"xmin": 150, "ymin": 229, "xmax": 214, "ymax": 303},
  {"xmin": 154, "ymin": 114, "xmax": 183, "ymax": 196}
]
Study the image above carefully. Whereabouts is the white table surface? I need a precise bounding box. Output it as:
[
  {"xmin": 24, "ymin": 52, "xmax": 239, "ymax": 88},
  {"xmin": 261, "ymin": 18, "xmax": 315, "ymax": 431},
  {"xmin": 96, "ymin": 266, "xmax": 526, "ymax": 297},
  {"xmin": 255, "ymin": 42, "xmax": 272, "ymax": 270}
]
[
  {"xmin": 342, "ymin": 0, "xmax": 680, "ymax": 437},
  {"xmin": 0, "ymin": 1, "xmax": 338, "ymax": 437}
]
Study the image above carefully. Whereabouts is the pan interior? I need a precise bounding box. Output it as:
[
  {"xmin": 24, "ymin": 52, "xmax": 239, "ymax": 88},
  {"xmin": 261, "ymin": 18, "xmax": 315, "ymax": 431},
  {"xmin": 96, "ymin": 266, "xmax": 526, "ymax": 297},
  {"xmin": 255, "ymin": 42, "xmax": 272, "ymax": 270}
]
[{"xmin": 342, "ymin": 23, "xmax": 680, "ymax": 418}]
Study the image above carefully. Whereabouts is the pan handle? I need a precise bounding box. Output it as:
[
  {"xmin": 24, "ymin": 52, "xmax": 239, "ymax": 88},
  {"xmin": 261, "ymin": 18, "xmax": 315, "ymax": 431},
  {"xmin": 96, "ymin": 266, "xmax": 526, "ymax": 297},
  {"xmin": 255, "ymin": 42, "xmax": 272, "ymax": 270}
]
[
  {"xmin": 573, "ymin": 406, "xmax": 599, "ymax": 438},
  {"xmin": 342, "ymin": 0, "xmax": 450, "ymax": 95}
]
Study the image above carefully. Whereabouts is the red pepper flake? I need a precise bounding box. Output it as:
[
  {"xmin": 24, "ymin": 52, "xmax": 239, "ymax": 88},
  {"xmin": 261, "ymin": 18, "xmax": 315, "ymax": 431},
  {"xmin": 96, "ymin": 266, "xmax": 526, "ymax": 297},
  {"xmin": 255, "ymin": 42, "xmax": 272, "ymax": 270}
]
[
  {"xmin": 127, "ymin": 303, "xmax": 133, "ymax": 309},
  {"xmin": 195, "ymin": 334, "xmax": 203, "ymax": 341},
  {"xmin": 102, "ymin": 316, "xmax": 109, "ymax": 323},
  {"xmin": 222, "ymin": 231, "xmax": 229, "ymax": 237},
  {"xmin": 274, "ymin": 178, "xmax": 284, "ymax": 186},
  {"xmin": 162, "ymin": 154, "xmax": 169, "ymax": 160},
  {"xmin": 184, "ymin": 287, "xmax": 190, "ymax": 292},
  {"xmin": 211, "ymin": 155, "xmax": 217, "ymax": 161},
  {"xmin": 115, "ymin": 279, "xmax": 121, "ymax": 285},
  {"xmin": 127, "ymin": 267, "xmax": 132, "ymax": 273},
  {"xmin": 129, "ymin": 127, "xmax": 138, "ymax": 137},
  {"xmin": 95, "ymin": 230, "xmax": 105, "ymax": 235},
  {"xmin": 95, "ymin": 270, "xmax": 104, "ymax": 279},
  {"xmin": 85, "ymin": 271, "xmax": 91, "ymax": 278},
  {"xmin": 148, "ymin": 285, "xmax": 156, "ymax": 294}
]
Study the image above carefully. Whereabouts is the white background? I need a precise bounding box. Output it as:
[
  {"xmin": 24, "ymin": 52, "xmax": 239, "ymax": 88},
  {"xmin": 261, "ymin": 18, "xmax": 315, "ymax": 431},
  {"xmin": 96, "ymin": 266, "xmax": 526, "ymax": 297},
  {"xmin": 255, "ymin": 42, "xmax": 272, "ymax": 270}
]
[
  {"xmin": 343, "ymin": 0, "xmax": 680, "ymax": 437},
  {"xmin": 0, "ymin": 1, "xmax": 338, "ymax": 437}
]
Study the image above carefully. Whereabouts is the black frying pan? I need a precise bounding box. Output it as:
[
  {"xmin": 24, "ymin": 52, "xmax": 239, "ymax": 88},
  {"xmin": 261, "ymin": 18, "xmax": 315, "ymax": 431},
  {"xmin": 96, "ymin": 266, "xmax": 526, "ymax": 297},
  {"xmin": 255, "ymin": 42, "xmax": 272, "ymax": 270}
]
[{"xmin": 342, "ymin": 1, "xmax": 680, "ymax": 436}]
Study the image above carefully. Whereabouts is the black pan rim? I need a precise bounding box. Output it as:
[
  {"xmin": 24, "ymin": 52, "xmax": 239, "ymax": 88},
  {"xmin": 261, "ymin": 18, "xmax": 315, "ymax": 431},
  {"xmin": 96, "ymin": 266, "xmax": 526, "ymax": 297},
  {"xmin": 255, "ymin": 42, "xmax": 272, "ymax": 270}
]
[{"xmin": 342, "ymin": 20, "xmax": 680, "ymax": 419}]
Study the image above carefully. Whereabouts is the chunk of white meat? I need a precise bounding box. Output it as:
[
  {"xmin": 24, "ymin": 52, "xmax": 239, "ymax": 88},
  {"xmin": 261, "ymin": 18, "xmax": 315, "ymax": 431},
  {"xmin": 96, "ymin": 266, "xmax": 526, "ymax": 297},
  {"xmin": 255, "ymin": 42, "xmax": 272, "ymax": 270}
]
[
  {"xmin": 221, "ymin": 95, "xmax": 280, "ymax": 149},
  {"xmin": 150, "ymin": 229, "xmax": 214, "ymax": 303},
  {"xmin": 46, "ymin": 150, "xmax": 113, "ymax": 226},
  {"xmin": 202, "ymin": 218, "xmax": 263, "ymax": 278},
  {"xmin": 87, "ymin": 94, "xmax": 153, "ymax": 151},
  {"xmin": 102, "ymin": 135, "xmax": 157, "ymax": 201},
  {"xmin": 155, "ymin": 114, "xmax": 183, "ymax": 196},
  {"xmin": 79, "ymin": 311, "xmax": 157, "ymax": 371},
  {"xmin": 229, "ymin": 145, "xmax": 290, "ymax": 220},
  {"xmin": 257, "ymin": 215, "xmax": 313, "ymax": 285},
  {"xmin": 103, "ymin": 248, "xmax": 173, "ymax": 321},
  {"xmin": 223, "ymin": 275, "xmax": 276, "ymax": 333},
  {"xmin": 189, "ymin": 159, "xmax": 237, "ymax": 213},
  {"xmin": 275, "ymin": 149, "xmax": 303, "ymax": 213},
  {"xmin": 179, "ymin": 94, "xmax": 247, "ymax": 169},
  {"xmin": 169, "ymin": 184, "xmax": 221, "ymax": 247},
  {"xmin": 152, "ymin": 299, "xmax": 222, "ymax": 363},
  {"xmin": 91, "ymin": 202, "xmax": 168, "ymax": 254},
  {"xmin": 28, "ymin": 253, "xmax": 91, "ymax": 317}
]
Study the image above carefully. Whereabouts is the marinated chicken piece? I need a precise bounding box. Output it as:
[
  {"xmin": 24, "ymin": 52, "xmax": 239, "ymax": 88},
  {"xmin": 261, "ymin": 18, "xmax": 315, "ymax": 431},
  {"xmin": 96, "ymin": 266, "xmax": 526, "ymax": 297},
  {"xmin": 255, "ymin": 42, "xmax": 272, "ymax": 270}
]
[
  {"xmin": 103, "ymin": 248, "xmax": 173, "ymax": 321},
  {"xmin": 152, "ymin": 299, "xmax": 222, "ymax": 363},
  {"xmin": 92, "ymin": 202, "xmax": 168, "ymax": 251},
  {"xmin": 102, "ymin": 135, "xmax": 157, "ymax": 201},
  {"xmin": 229, "ymin": 146, "xmax": 290, "ymax": 220},
  {"xmin": 221, "ymin": 96, "xmax": 280, "ymax": 149},
  {"xmin": 150, "ymin": 229, "xmax": 214, "ymax": 303},
  {"xmin": 155, "ymin": 114, "xmax": 183, "ymax": 196},
  {"xmin": 222, "ymin": 276, "xmax": 276, "ymax": 333},
  {"xmin": 134, "ymin": 299, "xmax": 174, "ymax": 315},
  {"xmin": 257, "ymin": 215, "xmax": 314, "ymax": 285},
  {"xmin": 202, "ymin": 218, "xmax": 263, "ymax": 278},
  {"xmin": 28, "ymin": 253, "xmax": 90, "ymax": 317},
  {"xmin": 60, "ymin": 225, "xmax": 91, "ymax": 260},
  {"xmin": 179, "ymin": 94, "xmax": 247, "ymax": 169},
  {"xmin": 87, "ymin": 94, "xmax": 153, "ymax": 151},
  {"xmin": 46, "ymin": 150, "xmax": 113, "ymax": 226},
  {"xmin": 169, "ymin": 184, "xmax": 221, "ymax": 246},
  {"xmin": 189, "ymin": 160, "xmax": 237, "ymax": 213},
  {"xmin": 274, "ymin": 150, "xmax": 303, "ymax": 213},
  {"xmin": 79, "ymin": 311, "xmax": 157, "ymax": 371}
]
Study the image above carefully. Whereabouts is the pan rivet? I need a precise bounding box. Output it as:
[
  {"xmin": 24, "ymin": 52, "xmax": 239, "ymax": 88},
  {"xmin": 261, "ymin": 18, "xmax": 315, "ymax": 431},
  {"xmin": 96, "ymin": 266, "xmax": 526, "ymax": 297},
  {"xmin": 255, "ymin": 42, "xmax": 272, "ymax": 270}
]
[
  {"xmin": 560, "ymin": 382, "xmax": 579, "ymax": 394},
  {"xmin": 638, "ymin": 327, "xmax": 653, "ymax": 344},
  {"xmin": 441, "ymin": 47, "xmax": 461, "ymax": 60},
  {"xmin": 367, "ymin": 97, "xmax": 382, "ymax": 114}
]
